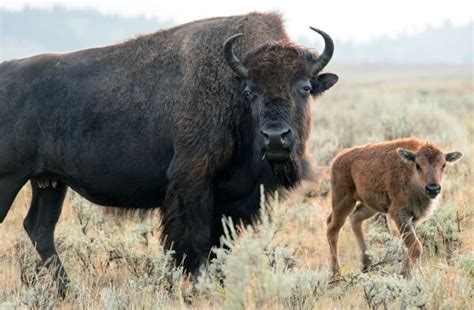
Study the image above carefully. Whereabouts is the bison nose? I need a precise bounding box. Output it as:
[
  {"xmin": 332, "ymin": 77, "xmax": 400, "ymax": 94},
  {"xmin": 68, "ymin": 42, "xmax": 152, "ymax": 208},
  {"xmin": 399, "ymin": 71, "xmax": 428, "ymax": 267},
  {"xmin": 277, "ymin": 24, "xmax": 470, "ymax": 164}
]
[
  {"xmin": 425, "ymin": 184, "xmax": 441, "ymax": 197},
  {"xmin": 261, "ymin": 125, "xmax": 292, "ymax": 152}
]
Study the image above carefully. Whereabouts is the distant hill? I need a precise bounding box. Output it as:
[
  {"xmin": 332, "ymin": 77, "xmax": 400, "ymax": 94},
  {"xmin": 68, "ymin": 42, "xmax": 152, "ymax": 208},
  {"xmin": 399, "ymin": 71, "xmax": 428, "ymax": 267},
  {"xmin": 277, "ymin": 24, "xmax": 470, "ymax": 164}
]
[
  {"xmin": 0, "ymin": 6, "xmax": 170, "ymax": 61},
  {"xmin": 1, "ymin": 7, "xmax": 473, "ymax": 64},
  {"xmin": 333, "ymin": 21, "xmax": 473, "ymax": 64}
]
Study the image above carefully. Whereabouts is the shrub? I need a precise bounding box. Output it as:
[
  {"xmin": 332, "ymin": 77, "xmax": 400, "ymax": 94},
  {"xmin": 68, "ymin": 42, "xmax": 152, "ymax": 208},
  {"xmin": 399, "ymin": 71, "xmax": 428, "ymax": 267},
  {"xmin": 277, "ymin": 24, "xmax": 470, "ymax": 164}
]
[{"xmin": 417, "ymin": 202, "xmax": 460, "ymax": 261}]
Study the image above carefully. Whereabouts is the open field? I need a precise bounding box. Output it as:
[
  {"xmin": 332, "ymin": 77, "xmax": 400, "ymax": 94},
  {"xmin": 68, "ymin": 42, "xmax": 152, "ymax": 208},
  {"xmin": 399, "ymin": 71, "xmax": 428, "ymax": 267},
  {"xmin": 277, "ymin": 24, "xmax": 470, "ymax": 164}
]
[{"xmin": 1, "ymin": 64, "xmax": 473, "ymax": 308}]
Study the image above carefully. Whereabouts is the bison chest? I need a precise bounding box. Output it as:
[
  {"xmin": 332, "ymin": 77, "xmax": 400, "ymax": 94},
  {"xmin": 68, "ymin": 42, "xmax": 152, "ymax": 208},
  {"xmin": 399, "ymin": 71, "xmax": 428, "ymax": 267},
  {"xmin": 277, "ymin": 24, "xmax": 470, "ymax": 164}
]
[
  {"xmin": 214, "ymin": 162, "xmax": 274, "ymax": 218},
  {"xmin": 410, "ymin": 195, "xmax": 440, "ymax": 223}
]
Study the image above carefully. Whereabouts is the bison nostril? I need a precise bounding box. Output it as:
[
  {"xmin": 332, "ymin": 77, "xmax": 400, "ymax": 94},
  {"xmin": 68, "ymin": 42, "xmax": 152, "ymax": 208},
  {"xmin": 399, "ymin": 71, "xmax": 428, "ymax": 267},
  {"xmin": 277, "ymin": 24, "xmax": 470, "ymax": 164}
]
[
  {"xmin": 281, "ymin": 128, "xmax": 291, "ymax": 142},
  {"xmin": 281, "ymin": 128, "xmax": 291, "ymax": 138},
  {"xmin": 261, "ymin": 124, "xmax": 292, "ymax": 151}
]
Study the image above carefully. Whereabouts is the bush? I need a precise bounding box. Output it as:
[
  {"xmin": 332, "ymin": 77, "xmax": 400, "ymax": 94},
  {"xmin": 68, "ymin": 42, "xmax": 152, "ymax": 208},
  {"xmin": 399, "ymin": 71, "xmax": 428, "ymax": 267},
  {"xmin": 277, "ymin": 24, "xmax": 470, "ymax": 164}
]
[{"xmin": 417, "ymin": 202, "xmax": 460, "ymax": 260}]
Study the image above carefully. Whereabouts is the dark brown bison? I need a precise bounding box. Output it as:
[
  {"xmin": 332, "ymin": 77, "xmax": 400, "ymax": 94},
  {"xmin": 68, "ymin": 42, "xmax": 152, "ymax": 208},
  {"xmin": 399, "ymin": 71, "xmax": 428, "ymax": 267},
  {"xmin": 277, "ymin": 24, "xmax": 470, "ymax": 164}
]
[
  {"xmin": 327, "ymin": 138, "xmax": 462, "ymax": 276},
  {"xmin": 0, "ymin": 12, "xmax": 338, "ymax": 294}
]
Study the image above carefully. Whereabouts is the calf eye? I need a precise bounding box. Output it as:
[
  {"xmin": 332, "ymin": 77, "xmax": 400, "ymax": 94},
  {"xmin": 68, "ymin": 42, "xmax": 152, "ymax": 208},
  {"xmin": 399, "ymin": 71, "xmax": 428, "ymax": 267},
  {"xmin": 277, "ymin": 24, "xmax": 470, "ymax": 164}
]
[
  {"xmin": 415, "ymin": 163, "xmax": 422, "ymax": 171},
  {"xmin": 442, "ymin": 163, "xmax": 446, "ymax": 169}
]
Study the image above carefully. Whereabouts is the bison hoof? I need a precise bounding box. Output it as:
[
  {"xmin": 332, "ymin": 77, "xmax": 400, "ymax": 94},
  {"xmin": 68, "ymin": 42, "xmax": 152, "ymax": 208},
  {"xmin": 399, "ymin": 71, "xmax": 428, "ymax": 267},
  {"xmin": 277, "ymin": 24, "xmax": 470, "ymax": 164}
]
[{"xmin": 192, "ymin": 262, "xmax": 209, "ymax": 291}]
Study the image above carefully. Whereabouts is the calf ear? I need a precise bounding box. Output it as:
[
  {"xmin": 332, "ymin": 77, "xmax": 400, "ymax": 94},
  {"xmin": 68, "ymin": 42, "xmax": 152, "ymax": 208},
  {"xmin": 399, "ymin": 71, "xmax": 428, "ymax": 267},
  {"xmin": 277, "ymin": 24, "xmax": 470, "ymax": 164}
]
[
  {"xmin": 397, "ymin": 148, "xmax": 416, "ymax": 163},
  {"xmin": 445, "ymin": 151, "xmax": 462, "ymax": 162},
  {"xmin": 313, "ymin": 73, "xmax": 338, "ymax": 94}
]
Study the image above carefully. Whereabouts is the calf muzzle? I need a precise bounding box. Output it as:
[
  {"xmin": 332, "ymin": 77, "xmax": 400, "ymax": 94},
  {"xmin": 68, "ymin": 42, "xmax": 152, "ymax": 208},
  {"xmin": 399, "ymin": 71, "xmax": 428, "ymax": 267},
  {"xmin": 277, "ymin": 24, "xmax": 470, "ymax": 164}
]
[{"xmin": 425, "ymin": 184, "xmax": 441, "ymax": 198}]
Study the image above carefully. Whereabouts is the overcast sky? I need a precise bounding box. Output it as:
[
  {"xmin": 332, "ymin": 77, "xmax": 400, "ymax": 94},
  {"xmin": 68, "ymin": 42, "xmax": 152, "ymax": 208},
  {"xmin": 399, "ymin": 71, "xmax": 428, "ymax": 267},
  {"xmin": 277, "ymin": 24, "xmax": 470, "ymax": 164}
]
[{"xmin": 1, "ymin": 0, "xmax": 472, "ymax": 42}]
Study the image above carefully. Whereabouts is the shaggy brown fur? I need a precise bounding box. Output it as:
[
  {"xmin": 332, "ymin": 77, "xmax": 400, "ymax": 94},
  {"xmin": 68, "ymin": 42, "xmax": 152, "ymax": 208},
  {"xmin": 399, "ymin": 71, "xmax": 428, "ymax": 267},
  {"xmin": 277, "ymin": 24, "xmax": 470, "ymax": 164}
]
[{"xmin": 327, "ymin": 137, "xmax": 462, "ymax": 275}]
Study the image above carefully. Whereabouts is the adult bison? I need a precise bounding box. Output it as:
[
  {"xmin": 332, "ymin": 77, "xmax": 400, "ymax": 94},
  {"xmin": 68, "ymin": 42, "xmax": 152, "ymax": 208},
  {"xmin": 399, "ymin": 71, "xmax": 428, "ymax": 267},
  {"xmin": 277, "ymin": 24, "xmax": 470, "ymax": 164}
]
[{"xmin": 0, "ymin": 12, "xmax": 338, "ymax": 293}]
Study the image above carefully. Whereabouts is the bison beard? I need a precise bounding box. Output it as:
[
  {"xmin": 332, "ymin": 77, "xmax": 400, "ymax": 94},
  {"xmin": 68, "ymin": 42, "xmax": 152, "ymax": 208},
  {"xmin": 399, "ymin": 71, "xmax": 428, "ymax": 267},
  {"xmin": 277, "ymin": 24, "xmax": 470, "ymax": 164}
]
[{"xmin": 270, "ymin": 158, "xmax": 301, "ymax": 189}]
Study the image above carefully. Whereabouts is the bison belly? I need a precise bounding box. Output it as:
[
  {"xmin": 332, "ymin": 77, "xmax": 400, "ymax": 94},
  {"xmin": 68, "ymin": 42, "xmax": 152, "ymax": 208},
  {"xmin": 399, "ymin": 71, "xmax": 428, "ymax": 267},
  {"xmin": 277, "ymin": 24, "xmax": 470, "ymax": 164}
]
[{"xmin": 53, "ymin": 138, "xmax": 173, "ymax": 209}]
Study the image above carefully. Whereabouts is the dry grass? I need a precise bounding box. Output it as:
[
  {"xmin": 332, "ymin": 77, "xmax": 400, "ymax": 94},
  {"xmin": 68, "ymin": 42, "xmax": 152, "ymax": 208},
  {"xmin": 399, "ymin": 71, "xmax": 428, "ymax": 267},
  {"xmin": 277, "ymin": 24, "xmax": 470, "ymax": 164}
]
[{"xmin": 0, "ymin": 64, "xmax": 473, "ymax": 308}]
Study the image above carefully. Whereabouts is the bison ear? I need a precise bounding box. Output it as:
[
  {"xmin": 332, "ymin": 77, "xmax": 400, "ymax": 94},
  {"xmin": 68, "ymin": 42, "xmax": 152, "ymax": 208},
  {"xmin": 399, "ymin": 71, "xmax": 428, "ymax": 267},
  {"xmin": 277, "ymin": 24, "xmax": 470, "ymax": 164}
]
[
  {"xmin": 445, "ymin": 151, "xmax": 462, "ymax": 163},
  {"xmin": 313, "ymin": 73, "xmax": 338, "ymax": 94},
  {"xmin": 397, "ymin": 148, "xmax": 416, "ymax": 163}
]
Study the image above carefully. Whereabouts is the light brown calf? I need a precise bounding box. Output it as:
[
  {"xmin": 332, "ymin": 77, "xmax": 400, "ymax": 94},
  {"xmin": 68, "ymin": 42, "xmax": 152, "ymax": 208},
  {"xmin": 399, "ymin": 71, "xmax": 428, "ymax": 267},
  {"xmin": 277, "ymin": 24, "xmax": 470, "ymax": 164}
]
[{"xmin": 327, "ymin": 137, "xmax": 462, "ymax": 276}]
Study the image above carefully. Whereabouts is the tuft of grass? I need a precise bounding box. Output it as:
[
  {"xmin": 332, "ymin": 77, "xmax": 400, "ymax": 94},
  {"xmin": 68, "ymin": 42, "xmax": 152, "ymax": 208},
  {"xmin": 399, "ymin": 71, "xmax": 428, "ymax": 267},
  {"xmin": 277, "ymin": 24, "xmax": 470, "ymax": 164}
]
[{"xmin": 417, "ymin": 201, "xmax": 462, "ymax": 262}]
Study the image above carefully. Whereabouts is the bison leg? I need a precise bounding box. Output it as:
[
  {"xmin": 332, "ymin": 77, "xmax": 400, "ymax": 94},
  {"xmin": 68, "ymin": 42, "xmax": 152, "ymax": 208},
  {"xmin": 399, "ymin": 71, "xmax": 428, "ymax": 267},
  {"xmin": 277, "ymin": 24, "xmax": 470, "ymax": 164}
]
[
  {"xmin": 390, "ymin": 209, "xmax": 422, "ymax": 277},
  {"xmin": 350, "ymin": 203, "xmax": 377, "ymax": 272},
  {"xmin": 23, "ymin": 178, "xmax": 69, "ymax": 297},
  {"xmin": 210, "ymin": 185, "xmax": 262, "ymax": 256},
  {"xmin": 327, "ymin": 194, "xmax": 356, "ymax": 275},
  {"xmin": 161, "ymin": 173, "xmax": 213, "ymax": 279},
  {"xmin": 0, "ymin": 175, "xmax": 29, "ymax": 223}
]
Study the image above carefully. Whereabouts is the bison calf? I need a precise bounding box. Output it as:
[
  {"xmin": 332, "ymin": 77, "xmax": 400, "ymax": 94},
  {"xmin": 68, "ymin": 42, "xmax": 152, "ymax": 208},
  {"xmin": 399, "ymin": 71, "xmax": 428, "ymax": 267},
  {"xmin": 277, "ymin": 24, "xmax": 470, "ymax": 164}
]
[{"xmin": 327, "ymin": 138, "xmax": 462, "ymax": 276}]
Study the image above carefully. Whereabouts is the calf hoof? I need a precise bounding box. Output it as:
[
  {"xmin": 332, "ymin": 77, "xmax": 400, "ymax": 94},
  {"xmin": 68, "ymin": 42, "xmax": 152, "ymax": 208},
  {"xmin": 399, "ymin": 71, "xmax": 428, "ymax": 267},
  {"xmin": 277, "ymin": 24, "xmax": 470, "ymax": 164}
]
[
  {"xmin": 401, "ymin": 265, "xmax": 412, "ymax": 278},
  {"xmin": 361, "ymin": 254, "xmax": 372, "ymax": 273},
  {"xmin": 330, "ymin": 266, "xmax": 344, "ymax": 279},
  {"xmin": 328, "ymin": 271, "xmax": 345, "ymax": 286}
]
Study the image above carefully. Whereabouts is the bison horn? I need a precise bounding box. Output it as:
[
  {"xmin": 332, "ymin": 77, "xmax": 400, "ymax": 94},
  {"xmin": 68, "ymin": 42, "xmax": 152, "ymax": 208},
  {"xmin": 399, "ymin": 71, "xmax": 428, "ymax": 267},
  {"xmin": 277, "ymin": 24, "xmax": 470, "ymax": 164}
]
[
  {"xmin": 223, "ymin": 33, "xmax": 249, "ymax": 79},
  {"xmin": 309, "ymin": 27, "xmax": 334, "ymax": 74}
]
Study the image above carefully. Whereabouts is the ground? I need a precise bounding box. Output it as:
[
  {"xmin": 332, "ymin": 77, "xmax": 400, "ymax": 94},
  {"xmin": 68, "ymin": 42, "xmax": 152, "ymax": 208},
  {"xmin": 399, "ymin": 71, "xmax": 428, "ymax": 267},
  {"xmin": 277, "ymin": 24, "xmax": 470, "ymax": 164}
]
[{"xmin": 0, "ymin": 63, "xmax": 472, "ymax": 309}]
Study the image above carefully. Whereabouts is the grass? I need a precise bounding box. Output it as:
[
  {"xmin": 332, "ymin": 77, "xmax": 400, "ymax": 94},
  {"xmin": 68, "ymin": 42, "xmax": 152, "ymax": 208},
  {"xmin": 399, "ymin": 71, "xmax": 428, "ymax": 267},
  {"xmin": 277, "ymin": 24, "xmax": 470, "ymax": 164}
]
[{"xmin": 0, "ymin": 63, "xmax": 473, "ymax": 308}]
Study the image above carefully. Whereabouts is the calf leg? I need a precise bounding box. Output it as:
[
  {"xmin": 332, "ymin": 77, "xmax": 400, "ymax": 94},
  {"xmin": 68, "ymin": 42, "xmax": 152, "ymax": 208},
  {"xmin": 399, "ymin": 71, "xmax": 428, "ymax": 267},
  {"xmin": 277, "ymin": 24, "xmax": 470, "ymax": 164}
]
[
  {"xmin": 350, "ymin": 203, "xmax": 377, "ymax": 272},
  {"xmin": 327, "ymin": 194, "xmax": 357, "ymax": 274},
  {"xmin": 23, "ymin": 179, "xmax": 68, "ymax": 297},
  {"xmin": 390, "ymin": 209, "xmax": 422, "ymax": 277}
]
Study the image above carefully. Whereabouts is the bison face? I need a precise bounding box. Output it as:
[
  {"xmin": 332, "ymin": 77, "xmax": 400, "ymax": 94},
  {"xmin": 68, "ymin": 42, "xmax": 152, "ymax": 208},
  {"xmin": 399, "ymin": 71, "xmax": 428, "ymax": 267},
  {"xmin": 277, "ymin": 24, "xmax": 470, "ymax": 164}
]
[
  {"xmin": 397, "ymin": 146, "xmax": 462, "ymax": 199},
  {"xmin": 239, "ymin": 76, "xmax": 316, "ymax": 163},
  {"xmin": 224, "ymin": 28, "xmax": 338, "ymax": 187}
]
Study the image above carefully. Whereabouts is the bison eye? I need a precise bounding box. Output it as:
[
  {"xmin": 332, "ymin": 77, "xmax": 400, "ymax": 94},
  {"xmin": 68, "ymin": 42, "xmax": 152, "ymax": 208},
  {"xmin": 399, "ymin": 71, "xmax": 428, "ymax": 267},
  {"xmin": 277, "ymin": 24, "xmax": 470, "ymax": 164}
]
[
  {"xmin": 415, "ymin": 163, "xmax": 422, "ymax": 171},
  {"xmin": 242, "ymin": 85, "xmax": 253, "ymax": 101},
  {"xmin": 300, "ymin": 85, "xmax": 312, "ymax": 95},
  {"xmin": 442, "ymin": 163, "xmax": 446, "ymax": 169},
  {"xmin": 244, "ymin": 90, "xmax": 253, "ymax": 100}
]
